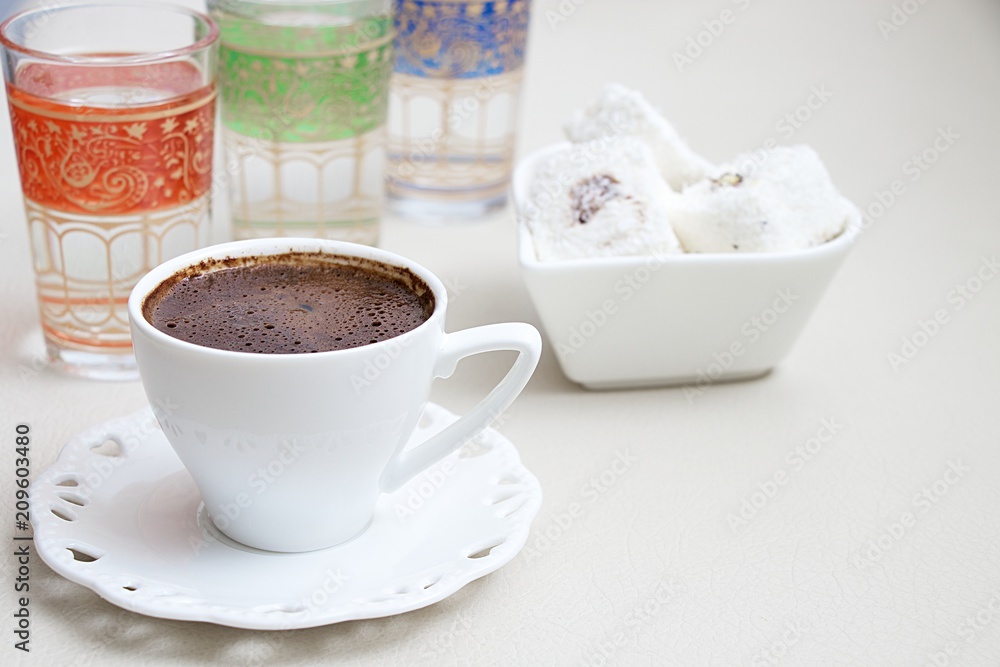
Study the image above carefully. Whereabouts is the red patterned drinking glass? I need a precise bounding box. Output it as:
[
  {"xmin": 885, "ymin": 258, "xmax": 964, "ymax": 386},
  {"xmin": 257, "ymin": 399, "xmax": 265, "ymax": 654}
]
[{"xmin": 1, "ymin": 3, "xmax": 219, "ymax": 380}]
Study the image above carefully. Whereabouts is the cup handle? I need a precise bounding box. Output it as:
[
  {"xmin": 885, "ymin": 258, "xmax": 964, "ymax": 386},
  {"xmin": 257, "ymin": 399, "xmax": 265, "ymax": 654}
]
[{"xmin": 379, "ymin": 322, "xmax": 541, "ymax": 493}]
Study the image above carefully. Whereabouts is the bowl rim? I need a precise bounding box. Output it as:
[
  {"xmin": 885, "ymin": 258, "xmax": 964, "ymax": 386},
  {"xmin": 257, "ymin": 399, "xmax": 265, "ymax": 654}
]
[{"xmin": 513, "ymin": 142, "xmax": 862, "ymax": 271}]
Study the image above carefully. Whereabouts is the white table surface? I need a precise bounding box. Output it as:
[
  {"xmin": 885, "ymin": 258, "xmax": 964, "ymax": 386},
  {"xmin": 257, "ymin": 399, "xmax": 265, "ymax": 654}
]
[{"xmin": 3, "ymin": 0, "xmax": 1000, "ymax": 665}]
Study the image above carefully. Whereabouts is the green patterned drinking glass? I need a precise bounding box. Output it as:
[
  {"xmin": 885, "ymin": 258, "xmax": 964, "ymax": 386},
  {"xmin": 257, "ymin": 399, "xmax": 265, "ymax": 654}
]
[{"xmin": 208, "ymin": 0, "xmax": 393, "ymax": 245}]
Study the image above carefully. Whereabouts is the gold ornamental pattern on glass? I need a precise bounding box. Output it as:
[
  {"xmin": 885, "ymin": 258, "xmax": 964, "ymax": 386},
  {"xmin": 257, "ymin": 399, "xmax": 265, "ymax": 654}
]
[
  {"xmin": 7, "ymin": 75, "xmax": 216, "ymax": 215},
  {"xmin": 387, "ymin": 69, "xmax": 522, "ymax": 200},
  {"xmin": 394, "ymin": 0, "xmax": 530, "ymax": 79},
  {"xmin": 224, "ymin": 125, "xmax": 385, "ymax": 241},
  {"xmin": 29, "ymin": 196, "xmax": 210, "ymax": 351},
  {"xmin": 217, "ymin": 23, "xmax": 394, "ymax": 142},
  {"xmin": 9, "ymin": 105, "xmax": 215, "ymax": 214}
]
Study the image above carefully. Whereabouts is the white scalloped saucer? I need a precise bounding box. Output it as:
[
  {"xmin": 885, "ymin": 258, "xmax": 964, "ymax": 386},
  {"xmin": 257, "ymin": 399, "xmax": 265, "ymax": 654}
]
[{"xmin": 30, "ymin": 403, "xmax": 541, "ymax": 630}]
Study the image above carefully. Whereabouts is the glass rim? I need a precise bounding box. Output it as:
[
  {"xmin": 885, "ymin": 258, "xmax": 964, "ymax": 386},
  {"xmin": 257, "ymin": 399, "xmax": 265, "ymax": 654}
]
[{"xmin": 0, "ymin": 2, "xmax": 220, "ymax": 66}]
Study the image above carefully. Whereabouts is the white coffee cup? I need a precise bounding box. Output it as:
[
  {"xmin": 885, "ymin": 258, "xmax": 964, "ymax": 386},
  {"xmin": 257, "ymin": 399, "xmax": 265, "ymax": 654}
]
[{"xmin": 127, "ymin": 238, "xmax": 541, "ymax": 552}]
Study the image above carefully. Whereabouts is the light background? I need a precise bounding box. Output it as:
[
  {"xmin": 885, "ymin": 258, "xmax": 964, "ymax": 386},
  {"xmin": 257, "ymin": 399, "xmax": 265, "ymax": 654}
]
[{"xmin": 2, "ymin": 0, "xmax": 999, "ymax": 665}]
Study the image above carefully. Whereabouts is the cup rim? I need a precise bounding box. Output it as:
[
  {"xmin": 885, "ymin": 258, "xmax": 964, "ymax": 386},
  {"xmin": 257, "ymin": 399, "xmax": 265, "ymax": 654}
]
[
  {"xmin": 127, "ymin": 238, "xmax": 448, "ymax": 362},
  {"xmin": 0, "ymin": 2, "xmax": 220, "ymax": 66}
]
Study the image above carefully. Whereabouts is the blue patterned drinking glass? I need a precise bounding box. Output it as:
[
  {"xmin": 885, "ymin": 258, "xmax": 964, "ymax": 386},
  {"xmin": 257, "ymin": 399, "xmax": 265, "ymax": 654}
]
[{"xmin": 387, "ymin": 0, "xmax": 532, "ymax": 219}]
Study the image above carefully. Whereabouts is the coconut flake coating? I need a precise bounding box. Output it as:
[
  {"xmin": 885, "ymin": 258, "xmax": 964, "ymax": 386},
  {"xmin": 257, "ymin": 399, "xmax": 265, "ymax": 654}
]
[
  {"xmin": 563, "ymin": 83, "xmax": 714, "ymax": 191},
  {"xmin": 524, "ymin": 137, "xmax": 682, "ymax": 261},
  {"xmin": 668, "ymin": 146, "xmax": 850, "ymax": 253}
]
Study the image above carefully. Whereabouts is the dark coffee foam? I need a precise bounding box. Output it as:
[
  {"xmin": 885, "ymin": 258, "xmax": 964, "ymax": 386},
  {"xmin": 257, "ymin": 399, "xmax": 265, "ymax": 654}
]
[{"xmin": 143, "ymin": 252, "xmax": 435, "ymax": 354}]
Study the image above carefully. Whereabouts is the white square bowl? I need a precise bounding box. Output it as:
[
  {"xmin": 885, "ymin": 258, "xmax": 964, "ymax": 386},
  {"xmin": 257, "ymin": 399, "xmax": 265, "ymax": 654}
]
[{"xmin": 513, "ymin": 143, "xmax": 861, "ymax": 390}]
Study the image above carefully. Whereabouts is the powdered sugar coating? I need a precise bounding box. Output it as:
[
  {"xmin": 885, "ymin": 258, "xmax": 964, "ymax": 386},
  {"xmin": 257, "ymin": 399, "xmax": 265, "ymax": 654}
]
[
  {"xmin": 668, "ymin": 146, "xmax": 850, "ymax": 253},
  {"xmin": 524, "ymin": 137, "xmax": 683, "ymax": 261},
  {"xmin": 563, "ymin": 84, "xmax": 714, "ymax": 191}
]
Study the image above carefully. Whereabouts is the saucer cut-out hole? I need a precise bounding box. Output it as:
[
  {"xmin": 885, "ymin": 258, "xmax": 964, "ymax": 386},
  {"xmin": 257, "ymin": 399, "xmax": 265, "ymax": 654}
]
[
  {"xmin": 91, "ymin": 438, "xmax": 122, "ymax": 458},
  {"xmin": 366, "ymin": 596, "xmax": 396, "ymax": 604},
  {"xmin": 467, "ymin": 541, "xmax": 504, "ymax": 560},
  {"xmin": 497, "ymin": 500, "xmax": 527, "ymax": 519},
  {"xmin": 54, "ymin": 476, "xmax": 79, "ymax": 487},
  {"xmin": 496, "ymin": 475, "xmax": 520, "ymax": 486},
  {"xmin": 57, "ymin": 492, "xmax": 87, "ymax": 507},
  {"xmin": 423, "ymin": 580, "xmax": 440, "ymax": 590},
  {"xmin": 459, "ymin": 441, "xmax": 492, "ymax": 459},
  {"xmin": 257, "ymin": 603, "xmax": 305, "ymax": 614},
  {"xmin": 67, "ymin": 547, "xmax": 101, "ymax": 563},
  {"xmin": 488, "ymin": 490, "xmax": 519, "ymax": 506},
  {"xmin": 122, "ymin": 585, "xmax": 138, "ymax": 592},
  {"xmin": 51, "ymin": 507, "xmax": 75, "ymax": 522}
]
